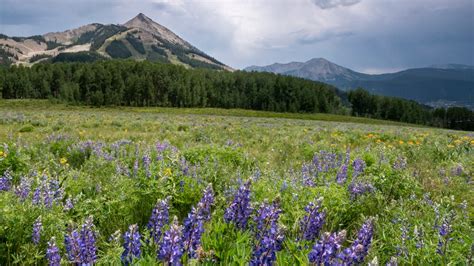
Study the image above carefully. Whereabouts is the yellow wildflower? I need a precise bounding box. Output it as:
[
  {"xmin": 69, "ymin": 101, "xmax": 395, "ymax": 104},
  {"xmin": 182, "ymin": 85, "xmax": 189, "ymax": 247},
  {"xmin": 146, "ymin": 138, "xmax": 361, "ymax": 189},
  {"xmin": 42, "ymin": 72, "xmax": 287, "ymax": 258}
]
[
  {"xmin": 399, "ymin": 140, "xmax": 404, "ymax": 145},
  {"xmin": 447, "ymin": 144, "xmax": 455, "ymax": 148},
  {"xmin": 0, "ymin": 151, "xmax": 3, "ymax": 157},
  {"xmin": 164, "ymin": 168, "xmax": 172, "ymax": 176},
  {"xmin": 60, "ymin": 157, "xmax": 68, "ymax": 165},
  {"xmin": 453, "ymin": 139, "xmax": 462, "ymax": 145},
  {"xmin": 470, "ymin": 140, "xmax": 474, "ymax": 145},
  {"xmin": 408, "ymin": 141, "xmax": 414, "ymax": 145},
  {"xmin": 376, "ymin": 139, "xmax": 382, "ymax": 143}
]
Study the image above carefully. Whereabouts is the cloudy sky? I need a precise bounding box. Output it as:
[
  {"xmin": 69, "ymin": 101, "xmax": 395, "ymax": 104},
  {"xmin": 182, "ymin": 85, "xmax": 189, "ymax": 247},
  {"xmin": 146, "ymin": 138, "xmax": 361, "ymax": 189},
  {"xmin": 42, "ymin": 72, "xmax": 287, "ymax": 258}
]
[{"xmin": 0, "ymin": 0, "xmax": 473, "ymax": 73}]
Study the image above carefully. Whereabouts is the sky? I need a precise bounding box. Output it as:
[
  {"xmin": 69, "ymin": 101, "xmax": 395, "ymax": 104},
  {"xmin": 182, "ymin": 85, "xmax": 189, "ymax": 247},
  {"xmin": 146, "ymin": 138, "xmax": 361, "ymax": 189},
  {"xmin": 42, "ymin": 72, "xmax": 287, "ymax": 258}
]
[{"xmin": 0, "ymin": 0, "xmax": 473, "ymax": 73}]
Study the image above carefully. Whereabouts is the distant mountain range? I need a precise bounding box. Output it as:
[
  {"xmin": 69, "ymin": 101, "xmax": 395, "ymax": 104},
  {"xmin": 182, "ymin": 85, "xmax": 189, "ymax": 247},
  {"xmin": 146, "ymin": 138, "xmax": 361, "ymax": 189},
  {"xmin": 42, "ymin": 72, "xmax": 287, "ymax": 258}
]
[
  {"xmin": 245, "ymin": 58, "xmax": 474, "ymax": 108},
  {"xmin": 0, "ymin": 13, "xmax": 231, "ymax": 70}
]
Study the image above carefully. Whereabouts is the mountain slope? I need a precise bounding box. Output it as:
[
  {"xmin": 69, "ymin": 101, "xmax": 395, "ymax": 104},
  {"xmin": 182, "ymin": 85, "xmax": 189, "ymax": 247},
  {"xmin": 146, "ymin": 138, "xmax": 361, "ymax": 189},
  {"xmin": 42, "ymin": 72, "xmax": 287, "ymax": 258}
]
[
  {"xmin": 0, "ymin": 13, "xmax": 231, "ymax": 70},
  {"xmin": 245, "ymin": 59, "xmax": 474, "ymax": 107}
]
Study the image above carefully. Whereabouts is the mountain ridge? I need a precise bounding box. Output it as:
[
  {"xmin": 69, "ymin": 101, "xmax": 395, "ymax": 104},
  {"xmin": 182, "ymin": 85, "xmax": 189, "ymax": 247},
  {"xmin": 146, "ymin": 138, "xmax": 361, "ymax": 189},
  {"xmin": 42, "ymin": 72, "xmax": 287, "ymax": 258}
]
[
  {"xmin": 244, "ymin": 59, "xmax": 474, "ymax": 108},
  {"xmin": 0, "ymin": 13, "xmax": 232, "ymax": 71}
]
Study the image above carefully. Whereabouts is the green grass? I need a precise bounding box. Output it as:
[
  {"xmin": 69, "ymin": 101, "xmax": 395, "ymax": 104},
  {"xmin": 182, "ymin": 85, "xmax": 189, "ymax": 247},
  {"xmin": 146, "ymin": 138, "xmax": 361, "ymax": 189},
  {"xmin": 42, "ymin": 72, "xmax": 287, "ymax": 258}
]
[
  {"xmin": 0, "ymin": 99, "xmax": 471, "ymax": 265},
  {"xmin": 0, "ymin": 99, "xmax": 422, "ymax": 127}
]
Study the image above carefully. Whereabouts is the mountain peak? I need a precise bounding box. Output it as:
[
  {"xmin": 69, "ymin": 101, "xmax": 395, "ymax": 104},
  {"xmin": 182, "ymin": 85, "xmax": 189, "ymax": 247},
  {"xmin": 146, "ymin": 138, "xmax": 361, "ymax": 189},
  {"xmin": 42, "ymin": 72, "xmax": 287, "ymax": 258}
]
[
  {"xmin": 124, "ymin": 13, "xmax": 155, "ymax": 27},
  {"xmin": 306, "ymin": 57, "xmax": 329, "ymax": 63},
  {"xmin": 136, "ymin": 13, "xmax": 148, "ymax": 20}
]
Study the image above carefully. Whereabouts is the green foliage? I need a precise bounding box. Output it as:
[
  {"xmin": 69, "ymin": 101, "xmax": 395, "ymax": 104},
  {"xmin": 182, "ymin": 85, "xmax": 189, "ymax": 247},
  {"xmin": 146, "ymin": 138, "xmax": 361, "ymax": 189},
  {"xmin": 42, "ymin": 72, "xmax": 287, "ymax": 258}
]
[
  {"xmin": 51, "ymin": 52, "xmax": 106, "ymax": 63},
  {"xmin": 18, "ymin": 124, "xmax": 34, "ymax": 132},
  {"xmin": 0, "ymin": 61, "xmax": 342, "ymax": 115},
  {"xmin": 29, "ymin": 54, "xmax": 52, "ymax": 63},
  {"xmin": 348, "ymin": 88, "xmax": 474, "ymax": 131},
  {"xmin": 105, "ymin": 40, "xmax": 132, "ymax": 59},
  {"xmin": 0, "ymin": 48, "xmax": 13, "ymax": 66},
  {"xmin": 125, "ymin": 34, "xmax": 146, "ymax": 54},
  {"xmin": 45, "ymin": 41, "xmax": 61, "ymax": 50},
  {"xmin": 151, "ymin": 45, "xmax": 167, "ymax": 57}
]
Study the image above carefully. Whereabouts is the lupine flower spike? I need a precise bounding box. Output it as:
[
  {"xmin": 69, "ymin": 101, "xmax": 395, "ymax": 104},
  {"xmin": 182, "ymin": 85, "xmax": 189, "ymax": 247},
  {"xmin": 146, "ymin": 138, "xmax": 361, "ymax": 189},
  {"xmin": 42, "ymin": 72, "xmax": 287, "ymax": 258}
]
[
  {"xmin": 224, "ymin": 180, "xmax": 252, "ymax": 230},
  {"xmin": 46, "ymin": 237, "xmax": 61, "ymax": 266},
  {"xmin": 122, "ymin": 224, "xmax": 141, "ymax": 265},
  {"xmin": 158, "ymin": 216, "xmax": 184, "ymax": 266}
]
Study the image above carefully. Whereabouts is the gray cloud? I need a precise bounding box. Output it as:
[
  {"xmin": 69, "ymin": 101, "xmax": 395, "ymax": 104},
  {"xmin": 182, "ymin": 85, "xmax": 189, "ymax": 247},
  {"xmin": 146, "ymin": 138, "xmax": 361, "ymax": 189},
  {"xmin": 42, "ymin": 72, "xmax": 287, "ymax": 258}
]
[
  {"xmin": 0, "ymin": 0, "xmax": 472, "ymax": 71},
  {"xmin": 296, "ymin": 30, "xmax": 353, "ymax": 44},
  {"xmin": 310, "ymin": 0, "xmax": 362, "ymax": 9}
]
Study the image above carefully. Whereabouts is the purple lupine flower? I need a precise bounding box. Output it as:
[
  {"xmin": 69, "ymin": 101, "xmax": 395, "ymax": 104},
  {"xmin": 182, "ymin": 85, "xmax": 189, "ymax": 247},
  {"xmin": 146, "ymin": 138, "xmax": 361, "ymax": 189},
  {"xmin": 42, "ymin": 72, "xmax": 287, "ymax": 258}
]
[
  {"xmin": 15, "ymin": 176, "xmax": 32, "ymax": 201},
  {"xmin": 308, "ymin": 230, "xmax": 347, "ymax": 265},
  {"xmin": 143, "ymin": 154, "xmax": 152, "ymax": 178},
  {"xmin": 437, "ymin": 212, "xmax": 454, "ymax": 256},
  {"xmin": 33, "ymin": 187, "xmax": 42, "ymax": 205},
  {"xmin": 46, "ymin": 237, "xmax": 61, "ymax": 266},
  {"xmin": 302, "ymin": 163, "xmax": 316, "ymax": 187},
  {"xmin": 64, "ymin": 229, "xmax": 81, "ymax": 263},
  {"xmin": 198, "ymin": 185, "xmax": 214, "ymax": 221},
  {"xmin": 158, "ymin": 216, "xmax": 183, "ymax": 266},
  {"xmin": 156, "ymin": 141, "xmax": 169, "ymax": 153},
  {"xmin": 122, "ymin": 224, "xmax": 141, "ymax": 265},
  {"xmin": 180, "ymin": 157, "xmax": 190, "ymax": 176},
  {"xmin": 224, "ymin": 180, "xmax": 253, "ymax": 230},
  {"xmin": 32, "ymin": 216, "xmax": 42, "ymax": 245},
  {"xmin": 352, "ymin": 158, "xmax": 366, "ymax": 178},
  {"xmin": 300, "ymin": 199, "xmax": 326, "ymax": 242},
  {"xmin": 423, "ymin": 193, "xmax": 433, "ymax": 206},
  {"xmin": 65, "ymin": 216, "xmax": 97, "ymax": 264},
  {"xmin": 396, "ymin": 222, "xmax": 409, "ymax": 258},
  {"xmin": 43, "ymin": 184, "xmax": 54, "ymax": 208},
  {"xmin": 49, "ymin": 179, "xmax": 63, "ymax": 201},
  {"xmin": 392, "ymin": 156, "xmax": 407, "ymax": 170},
  {"xmin": 148, "ymin": 197, "xmax": 170, "ymax": 244},
  {"xmin": 133, "ymin": 159, "xmax": 139, "ymax": 177},
  {"xmin": 253, "ymin": 168, "xmax": 261, "ymax": 181},
  {"xmin": 344, "ymin": 148, "xmax": 351, "ymax": 165},
  {"xmin": 348, "ymin": 181, "xmax": 375, "ymax": 200},
  {"xmin": 183, "ymin": 185, "xmax": 214, "ymax": 258},
  {"xmin": 338, "ymin": 219, "xmax": 374, "ymax": 264},
  {"xmin": 79, "ymin": 216, "xmax": 97, "ymax": 264},
  {"xmin": 64, "ymin": 197, "xmax": 75, "ymax": 212},
  {"xmin": 451, "ymin": 164, "xmax": 463, "ymax": 176},
  {"xmin": 250, "ymin": 200, "xmax": 284, "ymax": 266},
  {"xmin": 336, "ymin": 164, "xmax": 348, "ymax": 185},
  {"xmin": 0, "ymin": 170, "xmax": 12, "ymax": 191}
]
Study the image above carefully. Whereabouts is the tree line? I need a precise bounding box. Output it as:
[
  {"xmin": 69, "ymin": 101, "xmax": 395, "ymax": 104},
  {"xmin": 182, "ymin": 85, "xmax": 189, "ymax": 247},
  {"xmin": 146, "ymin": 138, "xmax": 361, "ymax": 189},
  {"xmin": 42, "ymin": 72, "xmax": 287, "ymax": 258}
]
[
  {"xmin": 0, "ymin": 61, "xmax": 472, "ymax": 130},
  {"xmin": 348, "ymin": 88, "xmax": 474, "ymax": 131},
  {"xmin": 0, "ymin": 61, "xmax": 341, "ymax": 113}
]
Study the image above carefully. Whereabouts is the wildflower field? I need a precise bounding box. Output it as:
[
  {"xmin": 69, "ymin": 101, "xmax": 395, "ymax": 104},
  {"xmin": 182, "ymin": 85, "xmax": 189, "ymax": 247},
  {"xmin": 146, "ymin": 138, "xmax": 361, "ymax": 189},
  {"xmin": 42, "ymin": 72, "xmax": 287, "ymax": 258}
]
[{"xmin": 0, "ymin": 100, "xmax": 472, "ymax": 265}]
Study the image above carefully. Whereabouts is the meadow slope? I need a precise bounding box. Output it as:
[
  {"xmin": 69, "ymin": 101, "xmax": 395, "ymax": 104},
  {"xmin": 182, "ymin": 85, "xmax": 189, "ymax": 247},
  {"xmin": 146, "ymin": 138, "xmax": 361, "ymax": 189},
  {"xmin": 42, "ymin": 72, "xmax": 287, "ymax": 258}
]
[{"xmin": 0, "ymin": 100, "xmax": 472, "ymax": 265}]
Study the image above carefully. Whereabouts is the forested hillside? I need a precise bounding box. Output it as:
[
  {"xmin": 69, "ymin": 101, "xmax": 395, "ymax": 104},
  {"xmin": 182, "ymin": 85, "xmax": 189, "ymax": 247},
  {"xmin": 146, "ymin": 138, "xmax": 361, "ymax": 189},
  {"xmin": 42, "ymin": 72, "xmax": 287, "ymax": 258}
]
[
  {"xmin": 0, "ymin": 61, "xmax": 472, "ymax": 130},
  {"xmin": 0, "ymin": 61, "xmax": 341, "ymax": 113}
]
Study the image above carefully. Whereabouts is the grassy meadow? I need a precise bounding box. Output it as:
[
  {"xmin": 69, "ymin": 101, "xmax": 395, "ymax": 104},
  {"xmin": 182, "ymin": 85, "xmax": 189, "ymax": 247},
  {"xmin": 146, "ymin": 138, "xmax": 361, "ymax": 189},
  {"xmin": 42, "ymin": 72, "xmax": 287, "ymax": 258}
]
[{"xmin": 0, "ymin": 100, "xmax": 472, "ymax": 265}]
